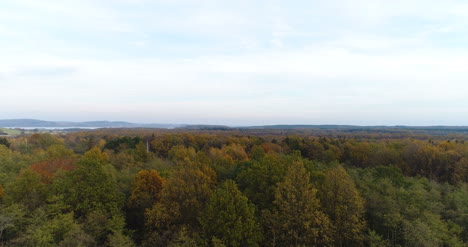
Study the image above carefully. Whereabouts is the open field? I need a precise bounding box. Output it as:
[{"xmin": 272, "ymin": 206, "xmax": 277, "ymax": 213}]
[{"xmin": 0, "ymin": 128, "xmax": 22, "ymax": 135}]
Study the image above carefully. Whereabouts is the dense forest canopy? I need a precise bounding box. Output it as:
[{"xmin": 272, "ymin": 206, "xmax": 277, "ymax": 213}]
[{"xmin": 0, "ymin": 128, "xmax": 466, "ymax": 246}]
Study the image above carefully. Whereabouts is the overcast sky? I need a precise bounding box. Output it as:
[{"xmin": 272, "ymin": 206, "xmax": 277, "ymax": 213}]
[{"xmin": 2, "ymin": 0, "xmax": 468, "ymax": 125}]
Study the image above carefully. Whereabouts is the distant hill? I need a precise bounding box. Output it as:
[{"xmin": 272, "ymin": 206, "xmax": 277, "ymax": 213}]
[
  {"xmin": 240, "ymin": 124, "xmax": 468, "ymax": 134},
  {"xmin": 0, "ymin": 119, "xmax": 183, "ymax": 129},
  {"xmin": 3, "ymin": 119, "xmax": 468, "ymax": 133},
  {"xmin": 243, "ymin": 124, "xmax": 468, "ymax": 131},
  {"xmin": 177, "ymin": 125, "xmax": 232, "ymax": 130}
]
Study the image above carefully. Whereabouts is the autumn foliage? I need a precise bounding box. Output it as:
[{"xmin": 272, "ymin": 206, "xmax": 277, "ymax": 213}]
[
  {"xmin": 128, "ymin": 170, "xmax": 165, "ymax": 209},
  {"xmin": 30, "ymin": 159, "xmax": 76, "ymax": 183},
  {"xmin": 0, "ymin": 130, "xmax": 466, "ymax": 246}
]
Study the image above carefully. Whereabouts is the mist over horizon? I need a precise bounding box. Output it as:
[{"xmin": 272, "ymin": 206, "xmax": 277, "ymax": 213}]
[{"xmin": 2, "ymin": 118, "xmax": 468, "ymax": 128}]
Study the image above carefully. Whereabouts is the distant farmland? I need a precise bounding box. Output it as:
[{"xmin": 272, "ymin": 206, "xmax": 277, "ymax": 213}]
[{"xmin": 0, "ymin": 128, "xmax": 22, "ymax": 135}]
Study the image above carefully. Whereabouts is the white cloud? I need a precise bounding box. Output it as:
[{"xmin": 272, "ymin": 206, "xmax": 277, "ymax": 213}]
[{"xmin": 2, "ymin": 0, "xmax": 468, "ymax": 124}]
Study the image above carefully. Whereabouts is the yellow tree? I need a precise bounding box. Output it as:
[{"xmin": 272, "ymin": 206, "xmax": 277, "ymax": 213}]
[
  {"xmin": 145, "ymin": 163, "xmax": 217, "ymax": 245},
  {"xmin": 129, "ymin": 170, "xmax": 165, "ymax": 209},
  {"xmin": 128, "ymin": 169, "xmax": 165, "ymax": 241}
]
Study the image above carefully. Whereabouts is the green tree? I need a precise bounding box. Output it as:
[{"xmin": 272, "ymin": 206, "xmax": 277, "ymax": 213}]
[
  {"xmin": 145, "ymin": 163, "xmax": 217, "ymax": 245},
  {"xmin": 28, "ymin": 133, "xmax": 63, "ymax": 150},
  {"xmin": 12, "ymin": 212, "xmax": 94, "ymax": 247},
  {"xmin": 265, "ymin": 162, "xmax": 333, "ymax": 247},
  {"xmin": 133, "ymin": 141, "xmax": 151, "ymax": 163},
  {"xmin": 320, "ymin": 166, "xmax": 366, "ymax": 246},
  {"xmin": 0, "ymin": 145, "xmax": 31, "ymax": 185},
  {"xmin": 168, "ymin": 146, "xmax": 197, "ymax": 165},
  {"xmin": 0, "ymin": 138, "xmax": 10, "ymax": 148},
  {"xmin": 54, "ymin": 148, "xmax": 122, "ymax": 217},
  {"xmin": 451, "ymin": 158, "xmax": 468, "ymax": 184},
  {"xmin": 200, "ymin": 180, "xmax": 262, "ymax": 247},
  {"xmin": 6, "ymin": 168, "xmax": 47, "ymax": 210},
  {"xmin": 167, "ymin": 227, "xmax": 198, "ymax": 247},
  {"xmin": 107, "ymin": 231, "xmax": 135, "ymax": 247},
  {"xmin": 236, "ymin": 154, "xmax": 288, "ymax": 210}
]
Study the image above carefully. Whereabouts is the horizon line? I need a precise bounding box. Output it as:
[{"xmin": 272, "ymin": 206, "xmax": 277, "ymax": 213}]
[{"xmin": 2, "ymin": 118, "xmax": 468, "ymax": 128}]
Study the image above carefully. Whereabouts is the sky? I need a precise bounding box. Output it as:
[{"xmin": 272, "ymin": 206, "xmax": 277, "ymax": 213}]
[{"xmin": 2, "ymin": 0, "xmax": 468, "ymax": 126}]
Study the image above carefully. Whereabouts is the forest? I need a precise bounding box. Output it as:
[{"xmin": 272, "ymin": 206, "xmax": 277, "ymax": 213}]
[{"xmin": 0, "ymin": 128, "xmax": 466, "ymax": 247}]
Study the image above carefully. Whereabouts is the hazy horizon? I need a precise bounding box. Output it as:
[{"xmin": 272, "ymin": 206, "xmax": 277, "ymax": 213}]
[
  {"xmin": 3, "ymin": 0, "xmax": 468, "ymax": 125},
  {"xmin": 4, "ymin": 118, "xmax": 468, "ymax": 128}
]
